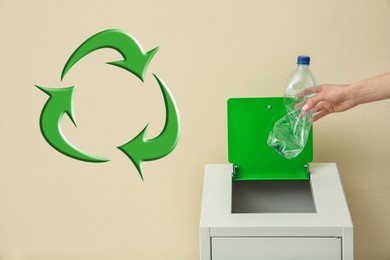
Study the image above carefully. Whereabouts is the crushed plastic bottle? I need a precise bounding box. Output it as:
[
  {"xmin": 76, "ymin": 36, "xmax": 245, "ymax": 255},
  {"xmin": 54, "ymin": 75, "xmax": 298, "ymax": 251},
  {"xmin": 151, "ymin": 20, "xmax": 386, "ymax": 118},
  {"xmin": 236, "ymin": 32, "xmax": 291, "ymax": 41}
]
[{"xmin": 267, "ymin": 55, "xmax": 316, "ymax": 159}]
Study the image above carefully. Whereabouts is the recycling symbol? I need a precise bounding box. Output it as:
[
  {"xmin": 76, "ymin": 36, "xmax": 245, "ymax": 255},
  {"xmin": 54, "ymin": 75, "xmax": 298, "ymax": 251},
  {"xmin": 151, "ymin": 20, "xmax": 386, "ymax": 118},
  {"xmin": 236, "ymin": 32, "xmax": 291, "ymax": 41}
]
[{"xmin": 36, "ymin": 29, "xmax": 180, "ymax": 180}]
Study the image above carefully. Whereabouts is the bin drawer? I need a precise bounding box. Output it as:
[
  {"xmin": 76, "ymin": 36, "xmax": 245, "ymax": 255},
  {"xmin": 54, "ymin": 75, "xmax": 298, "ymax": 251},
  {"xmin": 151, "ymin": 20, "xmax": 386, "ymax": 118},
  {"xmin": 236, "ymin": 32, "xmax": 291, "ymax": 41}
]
[{"xmin": 212, "ymin": 237, "xmax": 341, "ymax": 260}]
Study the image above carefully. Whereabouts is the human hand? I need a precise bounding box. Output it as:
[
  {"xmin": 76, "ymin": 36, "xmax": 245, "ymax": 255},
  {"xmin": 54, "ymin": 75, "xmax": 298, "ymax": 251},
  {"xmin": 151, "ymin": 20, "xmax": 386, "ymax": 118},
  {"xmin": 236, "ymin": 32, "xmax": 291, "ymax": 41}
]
[{"xmin": 295, "ymin": 84, "xmax": 356, "ymax": 122}]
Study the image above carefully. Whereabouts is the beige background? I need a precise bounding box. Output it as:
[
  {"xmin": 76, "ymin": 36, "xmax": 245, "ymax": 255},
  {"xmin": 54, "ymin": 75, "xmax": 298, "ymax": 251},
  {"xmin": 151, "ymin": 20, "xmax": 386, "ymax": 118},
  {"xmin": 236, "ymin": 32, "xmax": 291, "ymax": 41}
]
[{"xmin": 1, "ymin": 0, "xmax": 390, "ymax": 259}]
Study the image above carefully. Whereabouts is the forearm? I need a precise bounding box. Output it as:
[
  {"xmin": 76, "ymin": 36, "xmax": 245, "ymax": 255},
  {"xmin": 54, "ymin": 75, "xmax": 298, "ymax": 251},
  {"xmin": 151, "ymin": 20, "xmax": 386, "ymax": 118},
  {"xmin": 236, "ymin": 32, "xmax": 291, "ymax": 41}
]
[{"xmin": 349, "ymin": 72, "xmax": 390, "ymax": 107}]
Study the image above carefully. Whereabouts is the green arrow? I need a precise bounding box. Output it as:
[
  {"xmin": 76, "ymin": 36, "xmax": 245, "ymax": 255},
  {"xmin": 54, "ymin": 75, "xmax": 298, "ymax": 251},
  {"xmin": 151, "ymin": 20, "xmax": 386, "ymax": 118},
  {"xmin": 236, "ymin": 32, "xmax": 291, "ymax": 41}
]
[
  {"xmin": 36, "ymin": 85, "xmax": 110, "ymax": 162},
  {"xmin": 61, "ymin": 29, "xmax": 159, "ymax": 82},
  {"xmin": 117, "ymin": 74, "xmax": 180, "ymax": 180}
]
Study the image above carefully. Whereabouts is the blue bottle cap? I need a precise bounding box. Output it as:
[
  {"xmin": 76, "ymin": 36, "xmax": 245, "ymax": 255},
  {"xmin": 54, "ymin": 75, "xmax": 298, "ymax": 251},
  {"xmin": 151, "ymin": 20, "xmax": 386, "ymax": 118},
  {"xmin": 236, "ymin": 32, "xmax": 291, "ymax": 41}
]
[{"xmin": 297, "ymin": 55, "xmax": 310, "ymax": 65}]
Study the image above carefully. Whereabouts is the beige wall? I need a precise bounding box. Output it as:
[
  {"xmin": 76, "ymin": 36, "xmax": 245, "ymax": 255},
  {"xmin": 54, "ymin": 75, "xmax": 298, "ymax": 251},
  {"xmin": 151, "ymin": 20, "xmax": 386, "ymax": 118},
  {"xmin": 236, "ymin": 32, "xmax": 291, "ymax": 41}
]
[{"xmin": 1, "ymin": 0, "xmax": 390, "ymax": 259}]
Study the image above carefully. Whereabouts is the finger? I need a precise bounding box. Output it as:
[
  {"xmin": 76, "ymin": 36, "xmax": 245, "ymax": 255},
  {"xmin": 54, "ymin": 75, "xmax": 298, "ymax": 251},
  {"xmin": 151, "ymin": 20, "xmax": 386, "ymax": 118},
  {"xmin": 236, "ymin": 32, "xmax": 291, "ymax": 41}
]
[
  {"xmin": 294, "ymin": 100, "xmax": 306, "ymax": 110},
  {"xmin": 311, "ymin": 109, "xmax": 330, "ymax": 122},
  {"xmin": 296, "ymin": 85, "xmax": 323, "ymax": 99},
  {"xmin": 299, "ymin": 106, "xmax": 317, "ymax": 119},
  {"xmin": 314, "ymin": 101, "xmax": 327, "ymax": 112},
  {"xmin": 302, "ymin": 93, "xmax": 326, "ymax": 112}
]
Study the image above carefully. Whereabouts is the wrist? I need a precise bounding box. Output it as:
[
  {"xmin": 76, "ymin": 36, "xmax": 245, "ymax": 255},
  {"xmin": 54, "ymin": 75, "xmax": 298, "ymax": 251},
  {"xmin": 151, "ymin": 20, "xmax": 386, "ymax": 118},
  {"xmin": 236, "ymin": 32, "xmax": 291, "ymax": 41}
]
[{"xmin": 346, "ymin": 83, "xmax": 362, "ymax": 108}]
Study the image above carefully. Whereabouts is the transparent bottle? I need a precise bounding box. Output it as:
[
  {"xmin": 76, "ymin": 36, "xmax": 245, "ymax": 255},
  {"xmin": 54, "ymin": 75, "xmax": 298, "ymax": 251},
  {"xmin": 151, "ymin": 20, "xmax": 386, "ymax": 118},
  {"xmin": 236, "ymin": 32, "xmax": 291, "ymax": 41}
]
[{"xmin": 267, "ymin": 55, "xmax": 316, "ymax": 159}]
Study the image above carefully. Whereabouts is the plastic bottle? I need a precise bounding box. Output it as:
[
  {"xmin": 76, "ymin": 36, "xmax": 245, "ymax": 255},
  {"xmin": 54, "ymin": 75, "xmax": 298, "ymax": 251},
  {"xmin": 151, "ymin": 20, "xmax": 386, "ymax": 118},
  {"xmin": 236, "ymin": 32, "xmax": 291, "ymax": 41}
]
[{"xmin": 267, "ymin": 55, "xmax": 316, "ymax": 159}]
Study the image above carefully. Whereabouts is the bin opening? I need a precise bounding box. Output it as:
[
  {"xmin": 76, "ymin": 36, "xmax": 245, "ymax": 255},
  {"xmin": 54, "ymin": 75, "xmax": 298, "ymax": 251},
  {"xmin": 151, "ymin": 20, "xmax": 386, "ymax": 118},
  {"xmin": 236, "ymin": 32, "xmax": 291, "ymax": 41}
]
[{"xmin": 232, "ymin": 180, "xmax": 316, "ymax": 213}]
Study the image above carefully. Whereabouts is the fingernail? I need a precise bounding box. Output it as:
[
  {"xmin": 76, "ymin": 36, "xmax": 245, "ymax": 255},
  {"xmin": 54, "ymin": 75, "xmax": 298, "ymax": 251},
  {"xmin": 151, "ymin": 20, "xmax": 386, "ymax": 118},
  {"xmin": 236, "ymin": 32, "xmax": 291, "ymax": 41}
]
[{"xmin": 302, "ymin": 104, "xmax": 309, "ymax": 111}]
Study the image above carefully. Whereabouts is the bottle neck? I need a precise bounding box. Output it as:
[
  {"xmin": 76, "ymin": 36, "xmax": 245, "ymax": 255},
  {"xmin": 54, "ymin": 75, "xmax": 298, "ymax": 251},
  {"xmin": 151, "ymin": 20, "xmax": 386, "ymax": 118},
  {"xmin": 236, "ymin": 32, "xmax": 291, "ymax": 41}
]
[{"xmin": 298, "ymin": 64, "xmax": 310, "ymax": 69}]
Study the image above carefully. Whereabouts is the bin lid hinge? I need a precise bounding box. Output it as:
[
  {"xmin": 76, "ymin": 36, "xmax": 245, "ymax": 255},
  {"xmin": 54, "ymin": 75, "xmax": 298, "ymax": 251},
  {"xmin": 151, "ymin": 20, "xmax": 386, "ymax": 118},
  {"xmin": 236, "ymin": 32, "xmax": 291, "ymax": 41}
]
[
  {"xmin": 305, "ymin": 164, "xmax": 311, "ymax": 177},
  {"xmin": 232, "ymin": 164, "xmax": 238, "ymax": 179}
]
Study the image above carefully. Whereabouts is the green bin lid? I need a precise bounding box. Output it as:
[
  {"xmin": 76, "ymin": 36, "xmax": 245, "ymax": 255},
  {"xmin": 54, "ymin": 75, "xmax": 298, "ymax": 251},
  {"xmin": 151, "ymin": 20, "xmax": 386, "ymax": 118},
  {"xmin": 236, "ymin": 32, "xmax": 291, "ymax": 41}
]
[{"xmin": 227, "ymin": 97, "xmax": 313, "ymax": 180}]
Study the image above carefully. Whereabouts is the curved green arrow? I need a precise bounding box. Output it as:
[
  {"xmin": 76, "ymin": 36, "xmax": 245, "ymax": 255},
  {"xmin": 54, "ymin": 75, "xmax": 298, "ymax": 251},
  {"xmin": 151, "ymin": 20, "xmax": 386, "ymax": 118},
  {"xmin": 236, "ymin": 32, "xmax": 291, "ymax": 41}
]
[
  {"xmin": 117, "ymin": 74, "xmax": 180, "ymax": 180},
  {"xmin": 61, "ymin": 29, "xmax": 159, "ymax": 82},
  {"xmin": 36, "ymin": 85, "xmax": 109, "ymax": 162}
]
